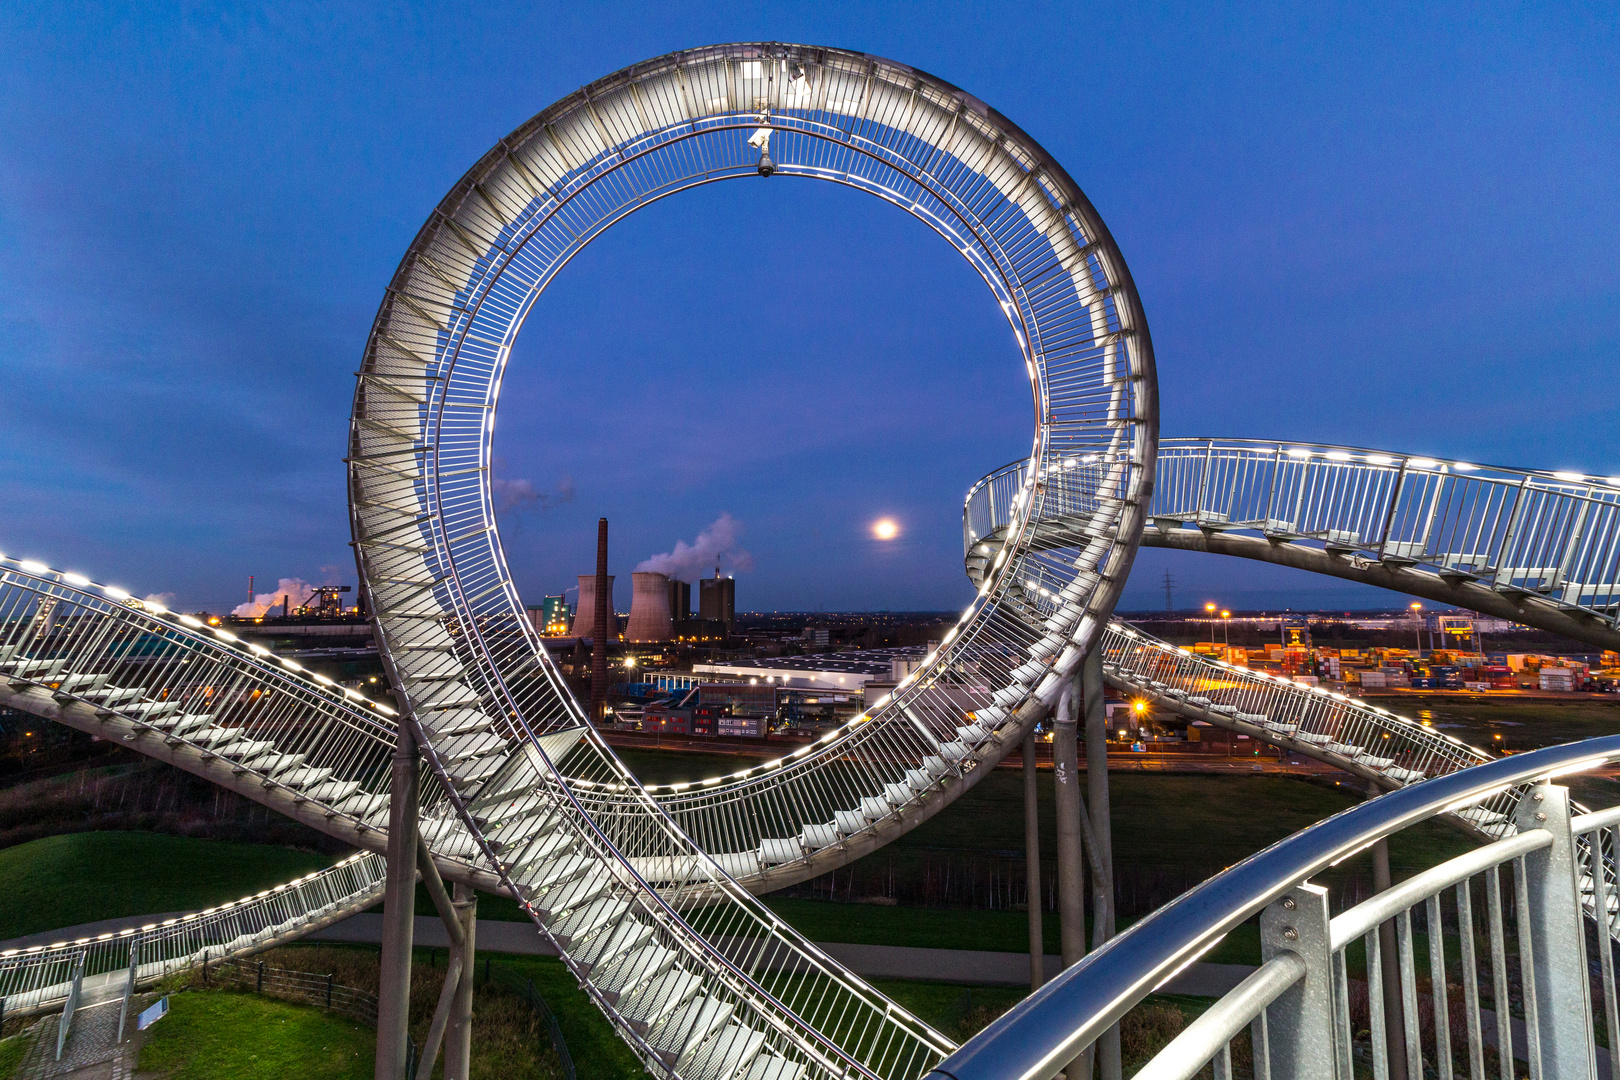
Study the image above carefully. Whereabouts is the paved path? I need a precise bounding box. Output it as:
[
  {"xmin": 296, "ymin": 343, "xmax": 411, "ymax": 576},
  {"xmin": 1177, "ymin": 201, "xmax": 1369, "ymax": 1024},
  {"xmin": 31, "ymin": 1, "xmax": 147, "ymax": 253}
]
[
  {"xmin": 0, "ymin": 915, "xmax": 187, "ymax": 954},
  {"xmin": 8, "ymin": 912, "xmax": 1254, "ymax": 995}
]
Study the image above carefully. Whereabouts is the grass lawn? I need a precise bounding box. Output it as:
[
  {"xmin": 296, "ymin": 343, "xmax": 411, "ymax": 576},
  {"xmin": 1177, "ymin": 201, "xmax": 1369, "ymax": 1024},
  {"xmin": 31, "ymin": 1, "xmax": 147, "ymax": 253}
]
[
  {"xmin": 136, "ymin": 990, "xmax": 372, "ymax": 1080},
  {"xmin": 0, "ymin": 1029, "xmax": 28, "ymax": 1078},
  {"xmin": 1359, "ymin": 692, "xmax": 1620, "ymax": 749},
  {"xmin": 868, "ymin": 768, "xmax": 1473, "ymax": 881},
  {"xmin": 0, "ymin": 831, "xmax": 333, "ymax": 941},
  {"xmin": 448, "ymin": 953, "xmax": 646, "ymax": 1080}
]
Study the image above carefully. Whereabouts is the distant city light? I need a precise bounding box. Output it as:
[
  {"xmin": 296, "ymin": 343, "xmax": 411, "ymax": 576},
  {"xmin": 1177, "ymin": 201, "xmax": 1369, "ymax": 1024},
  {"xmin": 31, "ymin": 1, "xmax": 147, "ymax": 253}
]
[{"xmin": 872, "ymin": 519, "xmax": 899, "ymax": 541}]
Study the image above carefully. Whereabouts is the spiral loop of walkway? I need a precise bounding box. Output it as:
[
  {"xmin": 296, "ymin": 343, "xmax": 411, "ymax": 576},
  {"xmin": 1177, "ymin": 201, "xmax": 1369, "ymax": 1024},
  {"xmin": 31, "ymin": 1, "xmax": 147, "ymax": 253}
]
[{"xmin": 347, "ymin": 42, "xmax": 1154, "ymax": 1080}]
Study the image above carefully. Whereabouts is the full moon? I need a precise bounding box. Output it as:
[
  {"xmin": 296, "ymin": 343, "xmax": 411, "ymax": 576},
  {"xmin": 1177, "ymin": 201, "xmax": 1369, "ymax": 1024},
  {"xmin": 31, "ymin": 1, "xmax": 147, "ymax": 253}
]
[{"xmin": 872, "ymin": 518, "xmax": 899, "ymax": 541}]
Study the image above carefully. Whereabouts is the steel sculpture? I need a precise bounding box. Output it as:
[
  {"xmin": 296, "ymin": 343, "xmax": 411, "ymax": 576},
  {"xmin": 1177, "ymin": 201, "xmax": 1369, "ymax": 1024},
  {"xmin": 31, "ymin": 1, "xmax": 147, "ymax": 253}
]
[{"xmin": 0, "ymin": 38, "xmax": 1613, "ymax": 1080}]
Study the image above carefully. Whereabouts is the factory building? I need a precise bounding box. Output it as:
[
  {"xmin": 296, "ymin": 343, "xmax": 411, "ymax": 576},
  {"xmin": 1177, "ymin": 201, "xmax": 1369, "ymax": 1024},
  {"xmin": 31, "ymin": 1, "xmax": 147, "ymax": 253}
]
[
  {"xmin": 527, "ymin": 595, "xmax": 571, "ymax": 636},
  {"xmin": 569, "ymin": 574, "xmax": 614, "ymax": 639},
  {"xmin": 699, "ymin": 573, "xmax": 735, "ymax": 633},
  {"xmin": 669, "ymin": 578, "xmax": 691, "ymax": 631}
]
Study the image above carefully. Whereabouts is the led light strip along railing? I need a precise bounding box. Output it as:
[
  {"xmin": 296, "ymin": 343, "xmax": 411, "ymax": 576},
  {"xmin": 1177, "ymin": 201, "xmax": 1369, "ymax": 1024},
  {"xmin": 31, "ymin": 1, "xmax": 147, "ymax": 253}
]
[
  {"xmin": 0, "ymin": 853, "xmax": 385, "ymax": 1018},
  {"xmin": 0, "ymin": 556, "xmax": 497, "ymax": 883},
  {"xmin": 1145, "ymin": 438, "xmax": 1620, "ymax": 645}
]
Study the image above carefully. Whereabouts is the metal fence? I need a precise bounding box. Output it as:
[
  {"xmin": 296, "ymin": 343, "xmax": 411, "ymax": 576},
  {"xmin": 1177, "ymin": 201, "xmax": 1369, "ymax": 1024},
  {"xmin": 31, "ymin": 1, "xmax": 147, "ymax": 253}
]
[
  {"xmin": 485, "ymin": 960, "xmax": 577, "ymax": 1080},
  {"xmin": 929, "ymin": 735, "xmax": 1620, "ymax": 1080},
  {"xmin": 208, "ymin": 957, "xmax": 379, "ymax": 1027}
]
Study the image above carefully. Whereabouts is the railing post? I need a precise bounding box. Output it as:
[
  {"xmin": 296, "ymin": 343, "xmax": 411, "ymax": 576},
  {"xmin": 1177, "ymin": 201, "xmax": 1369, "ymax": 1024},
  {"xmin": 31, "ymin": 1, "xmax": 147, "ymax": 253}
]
[
  {"xmin": 377, "ymin": 721, "xmax": 420, "ymax": 1080},
  {"xmin": 1514, "ymin": 783, "xmax": 1598, "ymax": 1080},
  {"xmin": 1260, "ymin": 883, "xmax": 1337, "ymax": 1080},
  {"xmin": 1053, "ymin": 676, "xmax": 1091, "ymax": 1080},
  {"xmin": 1082, "ymin": 648, "xmax": 1121, "ymax": 1080},
  {"xmin": 1023, "ymin": 730, "xmax": 1044, "ymax": 992},
  {"xmin": 118, "ymin": 941, "xmax": 138, "ymax": 1043}
]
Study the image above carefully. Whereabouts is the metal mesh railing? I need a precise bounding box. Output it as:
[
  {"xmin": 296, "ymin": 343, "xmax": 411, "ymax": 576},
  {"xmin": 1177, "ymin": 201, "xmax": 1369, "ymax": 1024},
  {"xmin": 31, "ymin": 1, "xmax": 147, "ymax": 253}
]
[{"xmin": 1150, "ymin": 438, "xmax": 1620, "ymax": 625}]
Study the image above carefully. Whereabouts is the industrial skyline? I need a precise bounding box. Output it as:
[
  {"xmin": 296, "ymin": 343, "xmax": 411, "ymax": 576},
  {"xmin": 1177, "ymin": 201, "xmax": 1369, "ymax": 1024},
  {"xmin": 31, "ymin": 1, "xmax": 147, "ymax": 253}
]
[{"xmin": 0, "ymin": 5, "xmax": 1614, "ymax": 614}]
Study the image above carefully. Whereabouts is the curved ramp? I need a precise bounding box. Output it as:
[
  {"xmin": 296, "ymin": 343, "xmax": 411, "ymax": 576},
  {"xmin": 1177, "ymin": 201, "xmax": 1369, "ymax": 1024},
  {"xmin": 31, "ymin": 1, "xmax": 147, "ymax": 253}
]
[{"xmin": 971, "ymin": 444, "xmax": 1620, "ymax": 649}]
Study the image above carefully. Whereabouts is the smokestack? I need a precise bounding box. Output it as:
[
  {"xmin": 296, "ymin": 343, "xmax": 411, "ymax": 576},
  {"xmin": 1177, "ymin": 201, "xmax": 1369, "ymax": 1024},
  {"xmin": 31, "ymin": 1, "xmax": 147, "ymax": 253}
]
[
  {"xmin": 592, "ymin": 518, "xmax": 609, "ymax": 726},
  {"xmin": 569, "ymin": 575, "xmax": 615, "ymax": 637},
  {"xmin": 248, "ymin": 575, "xmax": 254, "ymax": 604},
  {"xmin": 626, "ymin": 572, "xmax": 674, "ymax": 642}
]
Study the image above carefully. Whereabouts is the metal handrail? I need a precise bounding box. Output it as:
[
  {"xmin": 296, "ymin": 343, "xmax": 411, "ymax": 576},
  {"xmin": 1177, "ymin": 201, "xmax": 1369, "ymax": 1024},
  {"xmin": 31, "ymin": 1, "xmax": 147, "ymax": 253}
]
[
  {"xmin": 929, "ymin": 735, "xmax": 1620, "ymax": 1080},
  {"xmin": 1131, "ymin": 955, "xmax": 1304, "ymax": 1080},
  {"xmin": 1327, "ymin": 829, "xmax": 1549, "ymax": 947}
]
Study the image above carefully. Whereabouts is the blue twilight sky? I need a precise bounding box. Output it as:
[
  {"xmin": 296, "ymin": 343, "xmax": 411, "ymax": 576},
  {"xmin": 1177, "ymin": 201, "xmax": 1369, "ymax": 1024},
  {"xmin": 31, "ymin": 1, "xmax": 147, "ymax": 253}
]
[{"xmin": 0, "ymin": 4, "xmax": 1615, "ymax": 615}]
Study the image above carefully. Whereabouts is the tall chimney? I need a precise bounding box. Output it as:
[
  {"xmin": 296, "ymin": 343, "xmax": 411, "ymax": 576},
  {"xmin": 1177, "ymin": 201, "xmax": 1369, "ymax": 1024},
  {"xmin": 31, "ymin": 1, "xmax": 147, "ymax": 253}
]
[
  {"xmin": 592, "ymin": 518, "xmax": 609, "ymax": 726},
  {"xmin": 248, "ymin": 575, "xmax": 254, "ymax": 604},
  {"xmin": 626, "ymin": 572, "xmax": 674, "ymax": 642}
]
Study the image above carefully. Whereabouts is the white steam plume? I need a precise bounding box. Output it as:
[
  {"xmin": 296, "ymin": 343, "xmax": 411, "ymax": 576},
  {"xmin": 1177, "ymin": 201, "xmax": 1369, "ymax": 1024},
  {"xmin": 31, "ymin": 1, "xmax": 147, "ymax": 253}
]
[
  {"xmin": 636, "ymin": 513, "xmax": 754, "ymax": 582},
  {"xmin": 233, "ymin": 578, "xmax": 317, "ymax": 618}
]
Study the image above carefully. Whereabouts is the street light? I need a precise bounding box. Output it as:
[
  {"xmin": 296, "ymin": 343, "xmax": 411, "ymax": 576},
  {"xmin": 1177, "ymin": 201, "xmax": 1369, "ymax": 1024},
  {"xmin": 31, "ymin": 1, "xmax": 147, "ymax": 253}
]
[
  {"xmin": 1205, "ymin": 602, "xmax": 1217, "ymax": 643},
  {"xmin": 1220, "ymin": 610, "xmax": 1231, "ymax": 646},
  {"xmin": 1410, "ymin": 602, "xmax": 1423, "ymax": 656}
]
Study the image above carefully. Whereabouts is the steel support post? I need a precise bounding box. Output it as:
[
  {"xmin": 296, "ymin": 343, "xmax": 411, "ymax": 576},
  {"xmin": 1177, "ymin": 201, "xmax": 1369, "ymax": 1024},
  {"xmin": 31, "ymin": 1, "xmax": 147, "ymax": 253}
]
[
  {"xmin": 1082, "ymin": 649, "xmax": 1120, "ymax": 1080},
  {"xmin": 376, "ymin": 722, "xmax": 420, "ymax": 1080},
  {"xmin": 1368, "ymin": 784, "xmax": 1407, "ymax": 1080},
  {"xmin": 1514, "ymin": 783, "xmax": 1598, "ymax": 1080},
  {"xmin": 1053, "ymin": 679, "xmax": 1091, "ymax": 1080},
  {"xmin": 444, "ymin": 883, "xmax": 478, "ymax": 1080},
  {"xmin": 1260, "ymin": 882, "xmax": 1337, "ymax": 1080},
  {"xmin": 1024, "ymin": 730, "xmax": 1044, "ymax": 990},
  {"xmin": 592, "ymin": 517, "xmax": 609, "ymax": 725}
]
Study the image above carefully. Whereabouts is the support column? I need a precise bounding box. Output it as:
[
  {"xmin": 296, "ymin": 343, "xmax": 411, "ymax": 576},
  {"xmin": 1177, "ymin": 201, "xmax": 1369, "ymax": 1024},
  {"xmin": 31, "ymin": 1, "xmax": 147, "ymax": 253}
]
[
  {"xmin": 592, "ymin": 517, "xmax": 609, "ymax": 725},
  {"xmin": 1368, "ymin": 781, "xmax": 1407, "ymax": 1080},
  {"xmin": 1081, "ymin": 649, "xmax": 1120, "ymax": 1080},
  {"xmin": 1053, "ymin": 678, "xmax": 1091, "ymax": 1080},
  {"xmin": 444, "ymin": 883, "xmax": 478, "ymax": 1080},
  {"xmin": 1023, "ymin": 730, "xmax": 1044, "ymax": 990},
  {"xmin": 377, "ymin": 723, "xmax": 420, "ymax": 1080}
]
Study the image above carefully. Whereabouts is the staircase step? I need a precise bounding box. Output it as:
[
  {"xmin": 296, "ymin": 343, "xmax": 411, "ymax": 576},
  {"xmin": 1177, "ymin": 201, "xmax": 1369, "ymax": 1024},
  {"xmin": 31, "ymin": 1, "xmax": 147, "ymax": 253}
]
[
  {"xmin": 532, "ymin": 871, "xmax": 612, "ymax": 920},
  {"xmin": 550, "ymin": 897, "xmax": 631, "ymax": 947},
  {"xmin": 220, "ymin": 739, "xmax": 278, "ymax": 762},
  {"xmin": 573, "ymin": 918, "xmax": 652, "ymax": 970},
  {"xmin": 275, "ymin": 766, "xmax": 335, "ymax": 787},
  {"xmin": 648, "ymin": 996, "xmax": 735, "ymax": 1063},
  {"xmin": 743, "ymin": 1054, "xmax": 807, "ymax": 1080},
  {"xmin": 620, "ymin": 968, "xmax": 704, "ymax": 1026},
  {"xmin": 514, "ymin": 852, "xmax": 593, "ymax": 895},
  {"xmin": 595, "ymin": 944, "xmax": 679, "ymax": 997},
  {"xmin": 679, "ymin": 1022, "xmax": 766, "ymax": 1080},
  {"xmin": 301, "ymin": 780, "xmax": 362, "ymax": 805},
  {"xmin": 189, "ymin": 726, "xmax": 243, "ymax": 749}
]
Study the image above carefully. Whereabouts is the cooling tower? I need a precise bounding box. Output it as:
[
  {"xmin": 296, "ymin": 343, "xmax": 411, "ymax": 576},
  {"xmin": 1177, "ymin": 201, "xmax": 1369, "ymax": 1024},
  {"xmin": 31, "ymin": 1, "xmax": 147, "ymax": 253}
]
[
  {"xmin": 570, "ymin": 573, "xmax": 615, "ymax": 638},
  {"xmin": 626, "ymin": 571, "xmax": 674, "ymax": 642}
]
